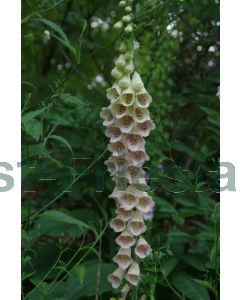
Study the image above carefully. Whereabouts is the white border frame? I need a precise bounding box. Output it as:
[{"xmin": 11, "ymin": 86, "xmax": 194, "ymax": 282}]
[
  {"xmin": 221, "ymin": 0, "xmax": 240, "ymax": 299},
  {"xmin": 0, "ymin": 1, "xmax": 21, "ymax": 298}
]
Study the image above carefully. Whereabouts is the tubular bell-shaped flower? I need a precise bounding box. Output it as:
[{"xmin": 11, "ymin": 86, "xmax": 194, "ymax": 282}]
[
  {"xmin": 106, "ymin": 83, "xmax": 121, "ymax": 103},
  {"xmin": 136, "ymin": 194, "xmax": 155, "ymax": 214},
  {"xmin": 101, "ymin": 0, "xmax": 155, "ymax": 290},
  {"xmin": 118, "ymin": 188, "xmax": 138, "ymax": 210},
  {"xmin": 108, "ymin": 267, "xmax": 125, "ymax": 289},
  {"xmin": 135, "ymin": 119, "xmax": 156, "ymax": 137},
  {"xmin": 100, "ymin": 107, "xmax": 114, "ymax": 126},
  {"xmin": 105, "ymin": 126, "xmax": 122, "ymax": 143},
  {"xmin": 116, "ymin": 229, "xmax": 136, "ymax": 249},
  {"xmin": 136, "ymin": 87, "xmax": 152, "ymax": 108},
  {"xmin": 127, "ymin": 150, "xmax": 150, "ymax": 166},
  {"xmin": 134, "ymin": 236, "xmax": 152, "ymax": 259},
  {"xmin": 110, "ymin": 103, "xmax": 127, "ymax": 119},
  {"xmin": 110, "ymin": 216, "xmax": 126, "ymax": 232},
  {"xmin": 120, "ymin": 85, "xmax": 135, "ymax": 106},
  {"xmin": 116, "ymin": 206, "xmax": 134, "ymax": 222},
  {"xmin": 108, "ymin": 141, "xmax": 127, "ymax": 157},
  {"xmin": 113, "ymin": 247, "xmax": 133, "ymax": 269},
  {"xmin": 124, "ymin": 133, "xmax": 145, "ymax": 151},
  {"xmin": 116, "ymin": 115, "xmax": 135, "ymax": 133},
  {"xmin": 133, "ymin": 106, "xmax": 150, "ymax": 123},
  {"xmin": 125, "ymin": 262, "xmax": 140, "ymax": 286},
  {"xmin": 127, "ymin": 210, "xmax": 147, "ymax": 236}
]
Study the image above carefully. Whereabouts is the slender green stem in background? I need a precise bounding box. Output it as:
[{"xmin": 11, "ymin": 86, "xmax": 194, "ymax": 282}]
[
  {"xmin": 95, "ymin": 220, "xmax": 103, "ymax": 300},
  {"xmin": 150, "ymin": 263, "xmax": 157, "ymax": 300},
  {"xmin": 159, "ymin": 261, "xmax": 184, "ymax": 300},
  {"xmin": 47, "ymin": 222, "xmax": 108, "ymax": 294},
  {"xmin": 29, "ymin": 149, "xmax": 108, "ymax": 221}
]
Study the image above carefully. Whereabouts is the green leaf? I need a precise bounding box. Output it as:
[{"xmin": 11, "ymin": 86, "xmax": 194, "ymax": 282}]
[
  {"xmin": 30, "ymin": 210, "xmax": 90, "ymax": 242},
  {"xmin": 23, "ymin": 119, "xmax": 42, "ymax": 141},
  {"xmin": 40, "ymin": 18, "xmax": 76, "ymax": 57},
  {"xmin": 22, "ymin": 144, "xmax": 46, "ymax": 160},
  {"xmin": 59, "ymin": 261, "xmax": 115, "ymax": 298},
  {"xmin": 40, "ymin": 210, "xmax": 89, "ymax": 231},
  {"xmin": 22, "ymin": 108, "xmax": 46, "ymax": 123},
  {"xmin": 182, "ymin": 254, "xmax": 207, "ymax": 271},
  {"xmin": 40, "ymin": 18, "xmax": 70, "ymax": 44},
  {"xmin": 162, "ymin": 257, "xmax": 178, "ymax": 276},
  {"xmin": 77, "ymin": 20, "xmax": 87, "ymax": 64},
  {"xmin": 59, "ymin": 93, "xmax": 83, "ymax": 105},
  {"xmin": 155, "ymin": 197, "xmax": 177, "ymax": 214},
  {"xmin": 172, "ymin": 272, "xmax": 210, "ymax": 300},
  {"xmin": 48, "ymin": 135, "xmax": 73, "ymax": 153}
]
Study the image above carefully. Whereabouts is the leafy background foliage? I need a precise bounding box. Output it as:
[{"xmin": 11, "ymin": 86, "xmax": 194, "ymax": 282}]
[{"xmin": 22, "ymin": 0, "xmax": 219, "ymax": 299}]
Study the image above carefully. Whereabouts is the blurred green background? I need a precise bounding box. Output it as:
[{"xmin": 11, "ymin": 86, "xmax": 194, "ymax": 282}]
[{"xmin": 22, "ymin": 0, "xmax": 219, "ymax": 299}]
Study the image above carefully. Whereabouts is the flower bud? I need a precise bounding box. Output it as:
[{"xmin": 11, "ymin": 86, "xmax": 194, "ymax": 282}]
[
  {"xmin": 115, "ymin": 54, "xmax": 126, "ymax": 68},
  {"xmin": 124, "ymin": 60, "xmax": 134, "ymax": 74},
  {"xmin": 114, "ymin": 21, "xmax": 123, "ymax": 30},
  {"xmin": 121, "ymin": 284, "xmax": 130, "ymax": 298},
  {"xmin": 125, "ymin": 24, "xmax": 133, "ymax": 33},
  {"xmin": 111, "ymin": 67, "xmax": 123, "ymax": 80},
  {"xmin": 119, "ymin": 74, "xmax": 131, "ymax": 89},
  {"xmin": 132, "ymin": 71, "xmax": 144, "ymax": 92},
  {"xmin": 119, "ymin": 0, "xmax": 126, "ymax": 7},
  {"xmin": 122, "ymin": 15, "xmax": 132, "ymax": 23},
  {"xmin": 125, "ymin": 6, "xmax": 132, "ymax": 12},
  {"xmin": 119, "ymin": 41, "xmax": 128, "ymax": 53},
  {"xmin": 124, "ymin": 51, "xmax": 134, "ymax": 61}
]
